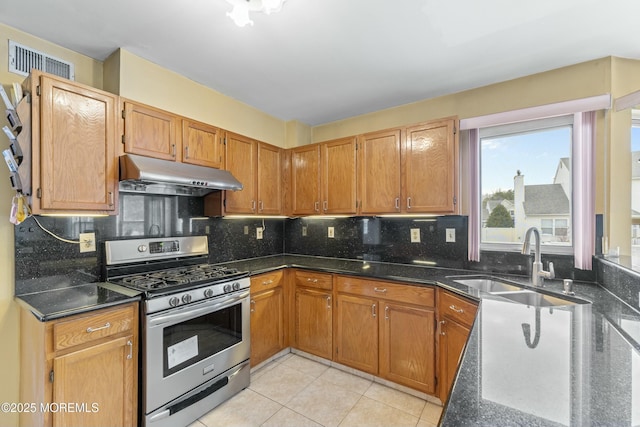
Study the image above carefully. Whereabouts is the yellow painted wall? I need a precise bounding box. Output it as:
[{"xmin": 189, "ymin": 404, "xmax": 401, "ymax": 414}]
[
  {"xmin": 0, "ymin": 23, "xmax": 104, "ymax": 427},
  {"xmin": 106, "ymin": 49, "xmax": 289, "ymax": 147}
]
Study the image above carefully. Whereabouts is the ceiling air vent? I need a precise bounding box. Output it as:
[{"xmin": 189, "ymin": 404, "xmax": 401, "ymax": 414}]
[{"xmin": 8, "ymin": 40, "xmax": 75, "ymax": 80}]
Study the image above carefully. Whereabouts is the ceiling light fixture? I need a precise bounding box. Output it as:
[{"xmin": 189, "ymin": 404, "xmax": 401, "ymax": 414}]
[{"xmin": 225, "ymin": 0, "xmax": 287, "ymax": 27}]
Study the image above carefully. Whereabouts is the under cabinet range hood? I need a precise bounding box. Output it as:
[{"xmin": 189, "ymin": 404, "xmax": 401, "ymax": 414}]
[{"xmin": 119, "ymin": 154, "xmax": 243, "ymax": 196}]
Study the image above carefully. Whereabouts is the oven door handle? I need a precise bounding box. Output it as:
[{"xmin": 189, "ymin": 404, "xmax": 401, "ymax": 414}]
[{"xmin": 149, "ymin": 291, "xmax": 249, "ymax": 327}]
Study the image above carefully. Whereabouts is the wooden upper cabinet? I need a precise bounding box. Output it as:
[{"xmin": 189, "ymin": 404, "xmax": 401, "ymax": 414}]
[
  {"xmin": 182, "ymin": 119, "xmax": 224, "ymax": 168},
  {"xmin": 321, "ymin": 137, "xmax": 357, "ymax": 214},
  {"xmin": 291, "ymin": 144, "xmax": 321, "ymax": 215},
  {"xmin": 34, "ymin": 72, "xmax": 118, "ymax": 214},
  {"xmin": 257, "ymin": 142, "xmax": 283, "ymax": 215},
  {"xmin": 225, "ymin": 132, "xmax": 257, "ymax": 214},
  {"xmin": 358, "ymin": 129, "xmax": 402, "ymax": 214},
  {"xmin": 225, "ymin": 132, "xmax": 282, "ymax": 215},
  {"xmin": 122, "ymin": 101, "xmax": 180, "ymax": 161},
  {"xmin": 403, "ymin": 118, "xmax": 458, "ymax": 213}
]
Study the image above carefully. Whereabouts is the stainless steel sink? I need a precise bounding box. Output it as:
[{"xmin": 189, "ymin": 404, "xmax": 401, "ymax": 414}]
[
  {"xmin": 453, "ymin": 277, "xmax": 523, "ymax": 293},
  {"xmin": 492, "ymin": 290, "xmax": 576, "ymax": 307}
]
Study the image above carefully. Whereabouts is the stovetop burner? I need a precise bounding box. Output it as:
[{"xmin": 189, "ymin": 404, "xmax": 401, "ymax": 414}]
[{"xmin": 116, "ymin": 264, "xmax": 243, "ymax": 292}]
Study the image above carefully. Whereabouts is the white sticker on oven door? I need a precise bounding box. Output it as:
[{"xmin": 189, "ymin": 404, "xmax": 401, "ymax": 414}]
[{"xmin": 167, "ymin": 335, "xmax": 199, "ymax": 369}]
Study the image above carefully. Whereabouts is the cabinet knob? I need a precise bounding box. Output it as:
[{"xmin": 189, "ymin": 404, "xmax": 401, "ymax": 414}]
[
  {"xmin": 449, "ymin": 304, "xmax": 464, "ymax": 314},
  {"xmin": 371, "ymin": 303, "xmax": 377, "ymax": 318},
  {"xmin": 407, "ymin": 197, "xmax": 412, "ymax": 209},
  {"xmin": 439, "ymin": 320, "xmax": 446, "ymax": 335}
]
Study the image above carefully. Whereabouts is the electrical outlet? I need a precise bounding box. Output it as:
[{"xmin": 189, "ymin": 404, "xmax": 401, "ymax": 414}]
[
  {"xmin": 244, "ymin": 225, "xmax": 249, "ymax": 235},
  {"xmin": 256, "ymin": 227, "xmax": 263, "ymax": 240},
  {"xmin": 446, "ymin": 228, "xmax": 456, "ymax": 243},
  {"xmin": 328, "ymin": 227, "xmax": 335, "ymax": 238},
  {"xmin": 79, "ymin": 232, "xmax": 96, "ymax": 253},
  {"xmin": 205, "ymin": 225, "xmax": 210, "ymax": 234},
  {"xmin": 302, "ymin": 226, "xmax": 308, "ymax": 236},
  {"xmin": 410, "ymin": 228, "xmax": 420, "ymax": 243}
]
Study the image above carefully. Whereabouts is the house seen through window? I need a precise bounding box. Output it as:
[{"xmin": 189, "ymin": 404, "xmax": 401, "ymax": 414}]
[{"xmin": 480, "ymin": 116, "xmax": 573, "ymax": 250}]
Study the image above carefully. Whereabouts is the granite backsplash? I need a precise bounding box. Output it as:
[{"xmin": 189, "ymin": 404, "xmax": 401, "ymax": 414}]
[{"xmin": 14, "ymin": 192, "xmax": 604, "ymax": 296}]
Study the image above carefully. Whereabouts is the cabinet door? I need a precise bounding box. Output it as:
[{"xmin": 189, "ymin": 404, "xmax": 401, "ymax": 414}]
[
  {"xmin": 321, "ymin": 137, "xmax": 357, "ymax": 214},
  {"xmin": 294, "ymin": 287, "xmax": 333, "ymax": 360},
  {"xmin": 358, "ymin": 129, "xmax": 402, "ymax": 214},
  {"xmin": 182, "ymin": 119, "xmax": 224, "ymax": 168},
  {"xmin": 439, "ymin": 317, "xmax": 470, "ymax": 401},
  {"xmin": 379, "ymin": 302, "xmax": 436, "ymax": 394},
  {"xmin": 334, "ymin": 294, "xmax": 378, "ymax": 374},
  {"xmin": 291, "ymin": 144, "xmax": 321, "ymax": 215},
  {"xmin": 250, "ymin": 288, "xmax": 284, "ymax": 367},
  {"xmin": 52, "ymin": 335, "xmax": 135, "ymax": 427},
  {"xmin": 122, "ymin": 101, "xmax": 179, "ymax": 161},
  {"xmin": 257, "ymin": 143, "xmax": 283, "ymax": 215},
  {"xmin": 39, "ymin": 75, "xmax": 117, "ymax": 212},
  {"xmin": 403, "ymin": 119, "xmax": 457, "ymax": 213},
  {"xmin": 225, "ymin": 132, "xmax": 257, "ymax": 214}
]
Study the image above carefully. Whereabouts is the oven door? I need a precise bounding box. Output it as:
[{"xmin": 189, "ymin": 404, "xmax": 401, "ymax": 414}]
[{"xmin": 144, "ymin": 290, "xmax": 250, "ymax": 414}]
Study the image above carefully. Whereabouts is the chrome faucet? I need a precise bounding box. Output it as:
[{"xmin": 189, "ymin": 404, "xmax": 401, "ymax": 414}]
[{"xmin": 521, "ymin": 227, "xmax": 555, "ymax": 287}]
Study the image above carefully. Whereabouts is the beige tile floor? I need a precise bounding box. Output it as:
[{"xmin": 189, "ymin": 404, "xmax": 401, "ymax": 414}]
[{"xmin": 189, "ymin": 353, "xmax": 443, "ymax": 427}]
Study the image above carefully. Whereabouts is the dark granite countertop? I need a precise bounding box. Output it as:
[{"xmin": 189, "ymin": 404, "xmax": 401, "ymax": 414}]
[
  {"xmin": 16, "ymin": 282, "xmax": 142, "ymax": 322},
  {"xmin": 222, "ymin": 254, "xmax": 640, "ymax": 427}
]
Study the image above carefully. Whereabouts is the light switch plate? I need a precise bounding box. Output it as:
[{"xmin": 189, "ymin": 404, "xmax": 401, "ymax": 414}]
[
  {"xmin": 244, "ymin": 225, "xmax": 249, "ymax": 235},
  {"xmin": 446, "ymin": 228, "xmax": 456, "ymax": 243},
  {"xmin": 302, "ymin": 226, "xmax": 308, "ymax": 236},
  {"xmin": 410, "ymin": 228, "xmax": 420, "ymax": 243},
  {"xmin": 79, "ymin": 232, "xmax": 96, "ymax": 253},
  {"xmin": 256, "ymin": 227, "xmax": 263, "ymax": 240},
  {"xmin": 328, "ymin": 227, "xmax": 335, "ymax": 238}
]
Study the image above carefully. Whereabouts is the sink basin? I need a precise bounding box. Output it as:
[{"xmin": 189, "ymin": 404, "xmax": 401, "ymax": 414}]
[
  {"xmin": 493, "ymin": 290, "xmax": 576, "ymax": 307},
  {"xmin": 453, "ymin": 278, "xmax": 523, "ymax": 293}
]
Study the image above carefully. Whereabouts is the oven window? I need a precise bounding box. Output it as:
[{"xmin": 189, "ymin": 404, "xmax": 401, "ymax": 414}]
[{"xmin": 163, "ymin": 303, "xmax": 243, "ymax": 377}]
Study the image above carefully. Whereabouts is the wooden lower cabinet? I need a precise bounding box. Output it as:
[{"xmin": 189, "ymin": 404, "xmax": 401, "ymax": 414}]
[
  {"xmin": 334, "ymin": 276, "xmax": 437, "ymax": 394},
  {"xmin": 437, "ymin": 289, "xmax": 478, "ymax": 401},
  {"xmin": 250, "ymin": 270, "xmax": 285, "ymax": 366},
  {"xmin": 292, "ymin": 270, "xmax": 333, "ymax": 360},
  {"xmin": 20, "ymin": 302, "xmax": 138, "ymax": 427}
]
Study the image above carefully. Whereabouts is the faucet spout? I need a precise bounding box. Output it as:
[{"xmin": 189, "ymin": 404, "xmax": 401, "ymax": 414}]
[{"xmin": 521, "ymin": 227, "xmax": 554, "ymax": 287}]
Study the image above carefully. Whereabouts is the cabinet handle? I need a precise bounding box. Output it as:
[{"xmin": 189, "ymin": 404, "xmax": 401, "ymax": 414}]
[
  {"xmin": 407, "ymin": 197, "xmax": 412, "ymax": 209},
  {"xmin": 251, "ymin": 200, "xmax": 256, "ymax": 212},
  {"xmin": 262, "ymin": 279, "xmax": 273, "ymax": 286},
  {"xmin": 108, "ymin": 191, "xmax": 114, "ymax": 207},
  {"xmin": 439, "ymin": 320, "xmax": 446, "ymax": 336},
  {"xmin": 127, "ymin": 340, "xmax": 133, "ymax": 360},
  {"xmin": 86, "ymin": 322, "xmax": 110, "ymax": 333},
  {"xmin": 326, "ymin": 296, "xmax": 331, "ymax": 309},
  {"xmin": 372, "ymin": 303, "xmax": 377, "ymax": 318},
  {"xmin": 184, "ymin": 145, "xmax": 189, "ymax": 159},
  {"xmin": 171, "ymin": 144, "xmax": 176, "ymax": 157},
  {"xmin": 306, "ymin": 278, "xmax": 318, "ymax": 283},
  {"xmin": 449, "ymin": 304, "xmax": 464, "ymax": 314},
  {"xmin": 259, "ymin": 200, "xmax": 264, "ymax": 212},
  {"xmin": 323, "ymin": 201, "xmax": 328, "ymax": 212},
  {"xmin": 314, "ymin": 201, "xmax": 320, "ymax": 212},
  {"xmin": 374, "ymin": 287, "xmax": 387, "ymax": 293},
  {"xmin": 250, "ymin": 299, "xmax": 256, "ymax": 313},
  {"xmin": 385, "ymin": 306, "xmax": 389, "ymax": 320},
  {"xmin": 395, "ymin": 197, "xmax": 400, "ymax": 210}
]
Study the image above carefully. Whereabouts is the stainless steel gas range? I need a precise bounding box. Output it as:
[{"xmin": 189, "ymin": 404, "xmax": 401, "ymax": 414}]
[{"xmin": 104, "ymin": 236, "xmax": 250, "ymax": 427}]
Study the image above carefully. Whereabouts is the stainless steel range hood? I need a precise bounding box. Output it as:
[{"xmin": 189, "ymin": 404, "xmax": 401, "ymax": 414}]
[{"xmin": 119, "ymin": 154, "xmax": 243, "ymax": 196}]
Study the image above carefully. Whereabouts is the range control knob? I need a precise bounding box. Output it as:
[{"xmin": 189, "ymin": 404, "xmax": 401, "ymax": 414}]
[
  {"xmin": 203, "ymin": 288, "xmax": 214, "ymax": 298},
  {"xmin": 169, "ymin": 297, "xmax": 180, "ymax": 307},
  {"xmin": 182, "ymin": 294, "xmax": 192, "ymax": 304},
  {"xmin": 223, "ymin": 284, "xmax": 232, "ymax": 293},
  {"xmin": 137, "ymin": 245, "xmax": 148, "ymax": 253},
  {"xmin": 233, "ymin": 282, "xmax": 240, "ymax": 291}
]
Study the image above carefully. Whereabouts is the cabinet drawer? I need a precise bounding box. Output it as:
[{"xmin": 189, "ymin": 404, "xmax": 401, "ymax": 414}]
[
  {"xmin": 53, "ymin": 305, "xmax": 135, "ymax": 351},
  {"xmin": 294, "ymin": 270, "xmax": 333, "ymax": 290},
  {"xmin": 251, "ymin": 270, "xmax": 284, "ymax": 292},
  {"xmin": 336, "ymin": 276, "xmax": 435, "ymax": 307},
  {"xmin": 439, "ymin": 291, "xmax": 477, "ymax": 327}
]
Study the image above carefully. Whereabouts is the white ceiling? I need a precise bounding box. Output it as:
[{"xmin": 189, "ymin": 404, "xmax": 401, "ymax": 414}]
[{"xmin": 1, "ymin": 0, "xmax": 639, "ymax": 126}]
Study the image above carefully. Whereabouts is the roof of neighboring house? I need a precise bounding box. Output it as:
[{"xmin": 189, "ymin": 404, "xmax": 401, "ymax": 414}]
[
  {"xmin": 523, "ymin": 184, "xmax": 570, "ymax": 215},
  {"xmin": 481, "ymin": 198, "xmax": 515, "ymax": 221}
]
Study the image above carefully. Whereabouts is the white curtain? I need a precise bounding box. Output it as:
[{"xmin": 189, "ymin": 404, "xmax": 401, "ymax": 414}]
[
  {"xmin": 573, "ymin": 111, "xmax": 596, "ymax": 270},
  {"xmin": 468, "ymin": 129, "xmax": 480, "ymax": 262}
]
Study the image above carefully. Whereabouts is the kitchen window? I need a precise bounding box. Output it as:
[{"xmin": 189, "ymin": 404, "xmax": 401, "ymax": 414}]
[{"xmin": 462, "ymin": 95, "xmax": 604, "ymax": 269}]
